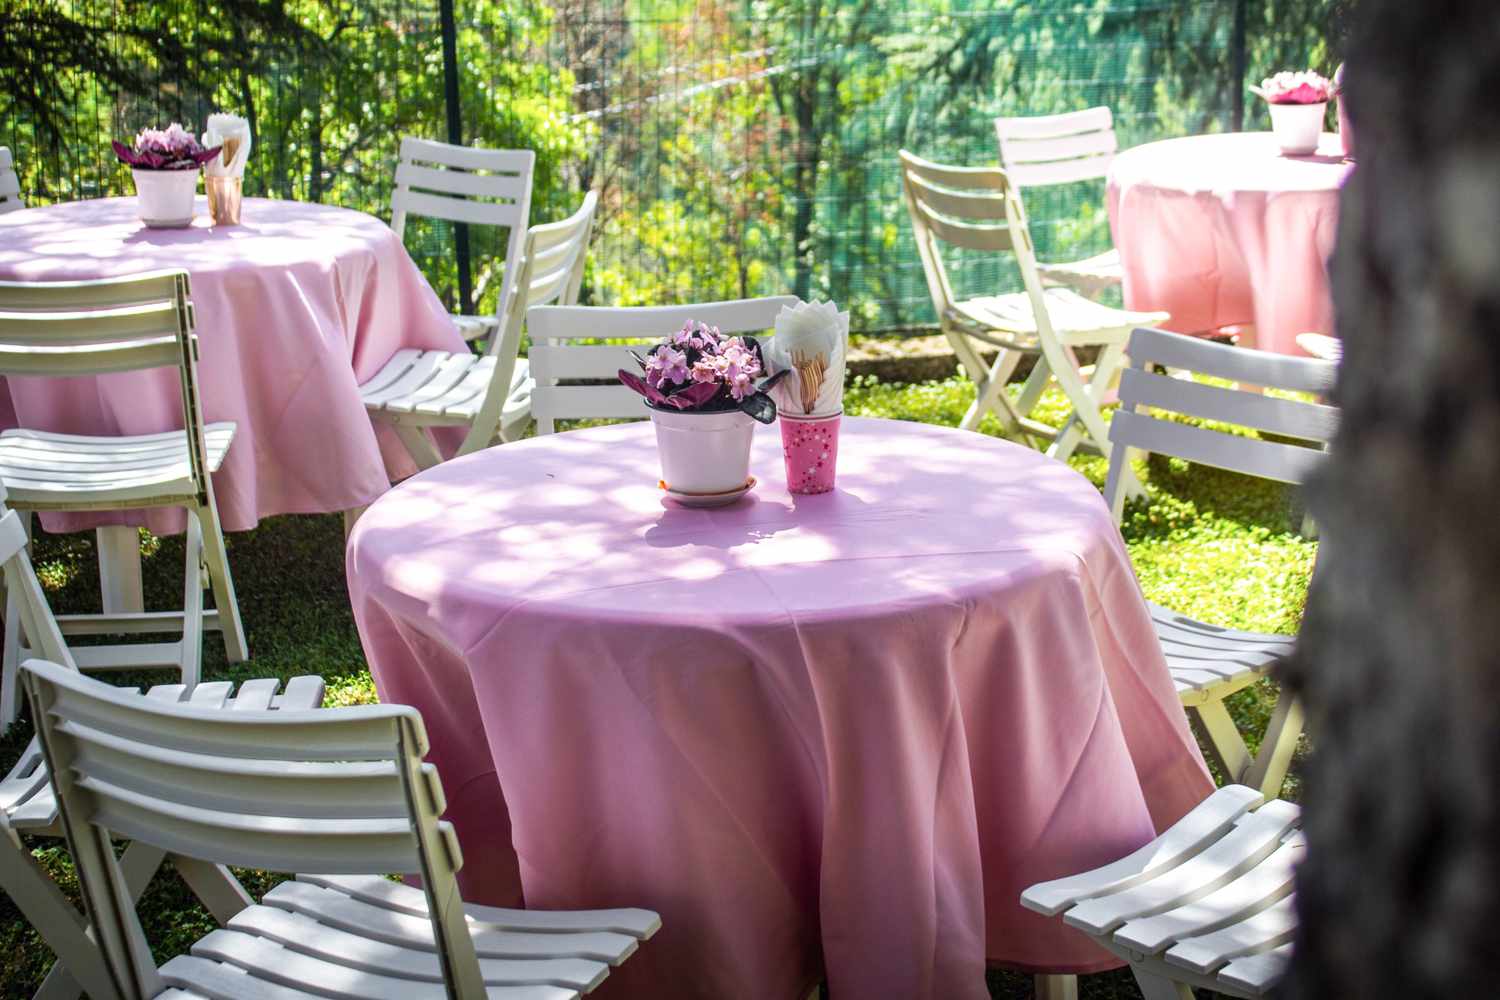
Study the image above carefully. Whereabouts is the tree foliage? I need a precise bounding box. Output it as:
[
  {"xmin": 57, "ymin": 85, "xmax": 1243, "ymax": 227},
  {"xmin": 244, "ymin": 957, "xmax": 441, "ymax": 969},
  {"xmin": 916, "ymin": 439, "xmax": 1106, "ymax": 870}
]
[{"xmin": 3, "ymin": 0, "xmax": 1341, "ymax": 330}]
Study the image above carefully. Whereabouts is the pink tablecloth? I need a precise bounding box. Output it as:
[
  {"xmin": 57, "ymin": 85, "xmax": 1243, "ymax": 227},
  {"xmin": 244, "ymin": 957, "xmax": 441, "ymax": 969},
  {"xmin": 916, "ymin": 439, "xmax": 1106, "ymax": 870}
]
[
  {"xmin": 0, "ymin": 196, "xmax": 467, "ymax": 534},
  {"xmin": 1107, "ymin": 131, "xmax": 1351, "ymax": 356},
  {"xmin": 346, "ymin": 417, "xmax": 1212, "ymax": 1000}
]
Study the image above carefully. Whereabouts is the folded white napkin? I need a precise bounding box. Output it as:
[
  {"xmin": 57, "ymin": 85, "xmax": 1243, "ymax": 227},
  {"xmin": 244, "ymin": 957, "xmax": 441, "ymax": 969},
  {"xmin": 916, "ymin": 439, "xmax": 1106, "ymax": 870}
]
[
  {"xmin": 203, "ymin": 113, "xmax": 251, "ymax": 178},
  {"xmin": 764, "ymin": 299, "xmax": 850, "ymax": 418}
]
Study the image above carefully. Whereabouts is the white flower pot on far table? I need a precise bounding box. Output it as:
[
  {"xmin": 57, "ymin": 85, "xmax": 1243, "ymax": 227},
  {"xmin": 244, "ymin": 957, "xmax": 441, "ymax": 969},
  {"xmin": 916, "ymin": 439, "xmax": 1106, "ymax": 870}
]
[
  {"xmin": 1266, "ymin": 102, "xmax": 1327, "ymax": 155},
  {"xmin": 649, "ymin": 405, "xmax": 755, "ymax": 495},
  {"xmin": 132, "ymin": 169, "xmax": 200, "ymax": 228}
]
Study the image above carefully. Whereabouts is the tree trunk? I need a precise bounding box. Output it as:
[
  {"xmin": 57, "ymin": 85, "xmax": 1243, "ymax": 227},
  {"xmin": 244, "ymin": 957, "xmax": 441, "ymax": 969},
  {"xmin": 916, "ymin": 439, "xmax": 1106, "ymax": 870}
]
[{"xmin": 1281, "ymin": 1, "xmax": 1500, "ymax": 996}]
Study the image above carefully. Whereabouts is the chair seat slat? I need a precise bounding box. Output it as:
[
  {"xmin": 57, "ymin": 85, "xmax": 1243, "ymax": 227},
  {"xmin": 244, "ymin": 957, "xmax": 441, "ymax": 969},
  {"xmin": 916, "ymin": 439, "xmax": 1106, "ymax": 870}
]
[
  {"xmin": 192, "ymin": 928, "xmax": 585, "ymax": 999},
  {"xmin": 226, "ymin": 906, "xmax": 610, "ymax": 990},
  {"xmin": 300, "ymin": 873, "xmax": 662, "ymax": 939},
  {"xmin": 1020, "ymin": 785, "xmax": 1263, "ymax": 916},
  {"xmin": 1165, "ymin": 894, "xmax": 1300, "ymax": 975},
  {"xmin": 1062, "ymin": 800, "xmax": 1301, "ymax": 936},
  {"xmin": 267, "ymin": 880, "xmax": 642, "ymax": 964},
  {"xmin": 1114, "ymin": 835, "xmax": 1304, "ymax": 954}
]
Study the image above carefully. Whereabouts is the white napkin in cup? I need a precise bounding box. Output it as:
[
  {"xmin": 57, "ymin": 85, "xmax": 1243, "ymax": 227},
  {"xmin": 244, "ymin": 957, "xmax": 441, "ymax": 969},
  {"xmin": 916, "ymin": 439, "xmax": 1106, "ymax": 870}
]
[
  {"xmin": 765, "ymin": 299, "xmax": 850, "ymax": 418},
  {"xmin": 203, "ymin": 113, "xmax": 251, "ymax": 178}
]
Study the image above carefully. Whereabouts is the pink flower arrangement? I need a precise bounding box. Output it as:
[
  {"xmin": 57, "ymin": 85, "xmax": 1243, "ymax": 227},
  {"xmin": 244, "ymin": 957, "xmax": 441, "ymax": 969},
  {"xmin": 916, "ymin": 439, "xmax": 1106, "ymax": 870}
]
[
  {"xmin": 112, "ymin": 123, "xmax": 221, "ymax": 171},
  {"xmin": 619, "ymin": 320, "xmax": 788, "ymax": 421},
  {"xmin": 1251, "ymin": 71, "xmax": 1334, "ymax": 106}
]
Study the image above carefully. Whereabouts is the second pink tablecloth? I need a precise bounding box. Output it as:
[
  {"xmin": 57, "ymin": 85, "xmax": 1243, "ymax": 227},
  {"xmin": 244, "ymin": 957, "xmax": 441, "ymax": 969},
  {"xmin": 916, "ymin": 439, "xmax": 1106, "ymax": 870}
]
[
  {"xmin": 0, "ymin": 196, "xmax": 468, "ymax": 534},
  {"xmin": 1107, "ymin": 131, "xmax": 1351, "ymax": 355},
  {"xmin": 346, "ymin": 417, "xmax": 1213, "ymax": 1000}
]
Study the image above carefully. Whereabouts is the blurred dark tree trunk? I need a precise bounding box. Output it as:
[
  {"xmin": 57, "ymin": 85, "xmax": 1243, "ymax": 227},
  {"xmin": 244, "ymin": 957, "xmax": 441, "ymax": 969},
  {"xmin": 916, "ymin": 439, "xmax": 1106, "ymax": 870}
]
[{"xmin": 1282, "ymin": 0, "xmax": 1500, "ymax": 996}]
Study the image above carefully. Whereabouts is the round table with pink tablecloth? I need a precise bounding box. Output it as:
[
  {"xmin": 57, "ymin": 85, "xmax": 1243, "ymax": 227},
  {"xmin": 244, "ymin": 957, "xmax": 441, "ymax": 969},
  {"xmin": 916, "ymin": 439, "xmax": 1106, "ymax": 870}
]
[
  {"xmin": 1107, "ymin": 131, "xmax": 1352, "ymax": 356},
  {"xmin": 346, "ymin": 416, "xmax": 1213, "ymax": 1000},
  {"xmin": 0, "ymin": 196, "xmax": 468, "ymax": 535}
]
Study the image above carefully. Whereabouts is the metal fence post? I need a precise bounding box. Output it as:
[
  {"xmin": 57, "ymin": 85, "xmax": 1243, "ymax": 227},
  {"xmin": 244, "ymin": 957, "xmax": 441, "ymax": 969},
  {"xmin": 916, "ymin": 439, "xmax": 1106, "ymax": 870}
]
[
  {"xmin": 1231, "ymin": 0, "xmax": 1248, "ymax": 131},
  {"xmin": 439, "ymin": 0, "xmax": 473, "ymax": 316}
]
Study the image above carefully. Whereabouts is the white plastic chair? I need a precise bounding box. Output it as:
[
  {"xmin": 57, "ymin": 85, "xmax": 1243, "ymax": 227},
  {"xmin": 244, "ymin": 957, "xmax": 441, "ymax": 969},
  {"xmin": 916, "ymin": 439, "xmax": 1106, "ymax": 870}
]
[
  {"xmin": 361, "ymin": 189, "xmax": 597, "ymax": 468},
  {"xmin": 994, "ymin": 107, "xmax": 1122, "ymax": 297},
  {"xmin": 19, "ymin": 655, "xmax": 660, "ymax": 1000},
  {"xmin": 526, "ymin": 296, "xmax": 798, "ymax": 434},
  {"xmin": 1105, "ymin": 326, "xmax": 1338, "ymax": 798},
  {"xmin": 1022, "ymin": 784, "xmax": 1302, "ymax": 999},
  {"xmin": 899, "ymin": 149, "xmax": 1166, "ymax": 475},
  {"xmin": 0, "ymin": 485, "xmax": 325, "ymax": 1000},
  {"xmin": 1019, "ymin": 331, "xmax": 1335, "ymax": 1000},
  {"xmin": 0, "ymin": 271, "xmax": 248, "ymax": 730},
  {"xmin": 389, "ymin": 137, "xmax": 535, "ymax": 344},
  {"xmin": 0, "ymin": 146, "xmax": 23, "ymax": 214}
]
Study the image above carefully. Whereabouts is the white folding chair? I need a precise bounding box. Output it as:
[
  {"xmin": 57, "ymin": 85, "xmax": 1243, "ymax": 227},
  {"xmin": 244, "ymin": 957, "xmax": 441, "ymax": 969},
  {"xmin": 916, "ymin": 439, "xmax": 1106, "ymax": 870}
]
[
  {"xmin": 994, "ymin": 107, "xmax": 1122, "ymax": 297},
  {"xmin": 0, "ymin": 271, "xmax": 248, "ymax": 730},
  {"xmin": 19, "ymin": 656, "xmax": 660, "ymax": 1000},
  {"xmin": 1105, "ymin": 326, "xmax": 1338, "ymax": 798},
  {"xmin": 361, "ymin": 189, "xmax": 598, "ymax": 467},
  {"xmin": 1022, "ymin": 785, "xmax": 1302, "ymax": 999},
  {"xmin": 526, "ymin": 296, "xmax": 798, "ymax": 434},
  {"xmin": 0, "ymin": 146, "xmax": 23, "ymax": 214},
  {"xmin": 0, "ymin": 485, "xmax": 325, "ymax": 1000},
  {"xmin": 899, "ymin": 149, "xmax": 1166, "ymax": 476},
  {"xmin": 389, "ymin": 137, "xmax": 535, "ymax": 344}
]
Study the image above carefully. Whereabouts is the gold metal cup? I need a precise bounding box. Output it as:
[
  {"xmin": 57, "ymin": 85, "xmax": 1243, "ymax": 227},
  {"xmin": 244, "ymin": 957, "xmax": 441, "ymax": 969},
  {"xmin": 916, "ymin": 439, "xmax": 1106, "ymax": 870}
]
[{"xmin": 206, "ymin": 176, "xmax": 243, "ymax": 226}]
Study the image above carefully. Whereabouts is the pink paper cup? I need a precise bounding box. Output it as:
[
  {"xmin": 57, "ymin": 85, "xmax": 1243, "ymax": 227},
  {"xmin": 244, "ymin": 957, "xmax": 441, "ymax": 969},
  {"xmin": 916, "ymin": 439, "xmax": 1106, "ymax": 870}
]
[{"xmin": 780, "ymin": 411, "xmax": 841, "ymax": 495}]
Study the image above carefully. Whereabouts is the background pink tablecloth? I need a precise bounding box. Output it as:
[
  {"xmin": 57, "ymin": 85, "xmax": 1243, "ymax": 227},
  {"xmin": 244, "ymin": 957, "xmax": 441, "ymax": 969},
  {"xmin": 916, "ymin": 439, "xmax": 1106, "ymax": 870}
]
[
  {"xmin": 0, "ymin": 196, "xmax": 467, "ymax": 534},
  {"xmin": 1107, "ymin": 131, "xmax": 1351, "ymax": 356},
  {"xmin": 347, "ymin": 417, "xmax": 1213, "ymax": 1000}
]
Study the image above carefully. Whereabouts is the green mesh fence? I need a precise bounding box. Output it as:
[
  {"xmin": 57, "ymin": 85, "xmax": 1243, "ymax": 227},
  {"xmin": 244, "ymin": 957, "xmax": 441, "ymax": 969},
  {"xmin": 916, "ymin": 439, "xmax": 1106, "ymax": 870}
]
[{"xmin": 1, "ymin": 0, "xmax": 1342, "ymax": 333}]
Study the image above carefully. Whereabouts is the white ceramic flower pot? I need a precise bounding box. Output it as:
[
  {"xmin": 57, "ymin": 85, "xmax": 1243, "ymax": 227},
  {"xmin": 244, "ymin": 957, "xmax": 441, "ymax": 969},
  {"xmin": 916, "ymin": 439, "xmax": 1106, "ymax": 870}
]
[
  {"xmin": 132, "ymin": 168, "xmax": 200, "ymax": 227},
  {"xmin": 1267, "ymin": 102, "xmax": 1326, "ymax": 155},
  {"xmin": 649, "ymin": 406, "xmax": 755, "ymax": 494}
]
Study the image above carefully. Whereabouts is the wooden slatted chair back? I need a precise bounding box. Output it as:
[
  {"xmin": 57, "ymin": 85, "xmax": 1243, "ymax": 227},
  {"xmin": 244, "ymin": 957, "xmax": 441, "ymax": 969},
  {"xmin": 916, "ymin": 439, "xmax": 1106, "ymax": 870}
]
[
  {"xmin": 0, "ymin": 270, "xmax": 217, "ymax": 511},
  {"xmin": 390, "ymin": 138, "xmax": 535, "ymax": 337},
  {"xmin": 0, "ymin": 147, "xmax": 22, "ymax": 214},
  {"xmin": 899, "ymin": 149, "xmax": 1051, "ymax": 331},
  {"xmin": 1104, "ymin": 327, "xmax": 1340, "ymax": 522},
  {"xmin": 20, "ymin": 658, "xmax": 489, "ymax": 1000},
  {"xmin": 526, "ymin": 296, "xmax": 799, "ymax": 434},
  {"xmin": 993, "ymin": 106, "xmax": 1118, "ymax": 189}
]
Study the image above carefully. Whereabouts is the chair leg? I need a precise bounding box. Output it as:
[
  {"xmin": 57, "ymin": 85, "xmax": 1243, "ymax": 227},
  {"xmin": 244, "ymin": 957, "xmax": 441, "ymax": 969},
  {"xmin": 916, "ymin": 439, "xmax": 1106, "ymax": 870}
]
[
  {"xmin": 1013, "ymin": 353, "xmax": 1052, "ymax": 420},
  {"xmin": 29, "ymin": 840, "xmax": 168, "ymax": 1000},
  {"xmin": 960, "ymin": 348, "xmax": 1025, "ymax": 433},
  {"xmin": 1, "ymin": 513, "xmax": 31, "ymax": 730},
  {"xmin": 95, "ymin": 526, "xmax": 144, "ymax": 615},
  {"xmin": 178, "ymin": 513, "xmax": 204, "ymax": 690},
  {"xmin": 1130, "ymin": 967, "xmax": 1195, "ymax": 1000},
  {"xmin": 2, "ymin": 586, "xmax": 22, "ymax": 731},
  {"xmin": 1191, "ymin": 697, "xmax": 1254, "ymax": 785},
  {"xmin": 343, "ymin": 505, "xmax": 368, "ymax": 539},
  {"xmin": 194, "ymin": 505, "xmax": 247, "ymax": 663},
  {"xmin": 0, "ymin": 835, "xmax": 116, "ymax": 1000},
  {"xmin": 1244, "ymin": 691, "xmax": 1305, "ymax": 799},
  {"xmin": 171, "ymin": 856, "xmax": 253, "ymax": 925},
  {"xmin": 1035, "ymin": 973, "xmax": 1078, "ymax": 1000},
  {"xmin": 393, "ymin": 422, "xmax": 445, "ymax": 471}
]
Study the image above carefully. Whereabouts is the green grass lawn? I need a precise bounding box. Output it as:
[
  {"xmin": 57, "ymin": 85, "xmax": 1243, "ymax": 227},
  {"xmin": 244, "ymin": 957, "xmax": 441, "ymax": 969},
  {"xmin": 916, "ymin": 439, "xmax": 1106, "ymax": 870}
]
[{"xmin": 0, "ymin": 375, "xmax": 1316, "ymax": 999}]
